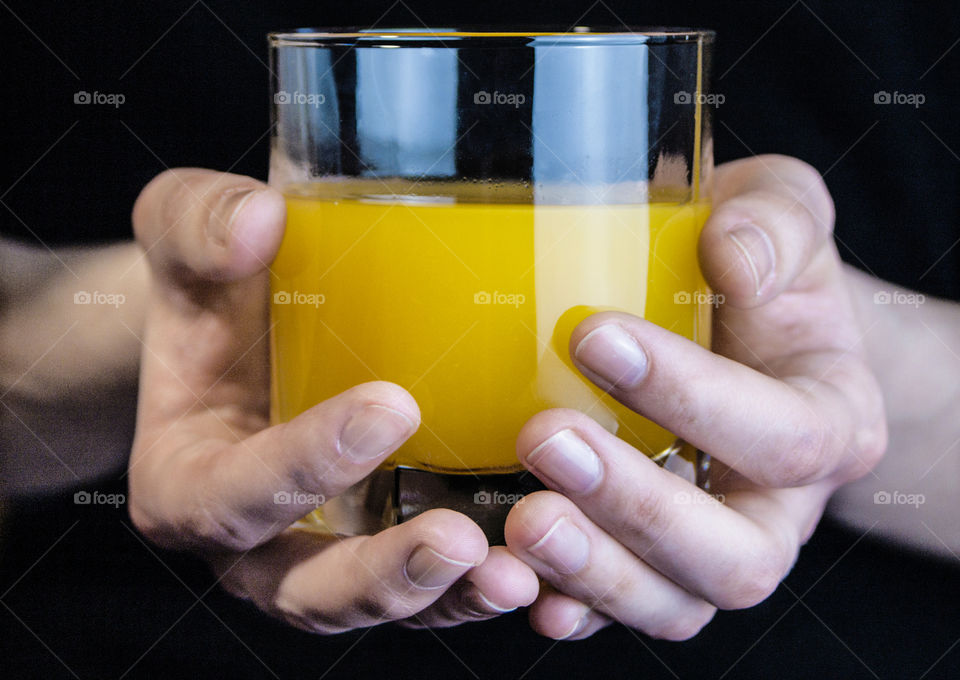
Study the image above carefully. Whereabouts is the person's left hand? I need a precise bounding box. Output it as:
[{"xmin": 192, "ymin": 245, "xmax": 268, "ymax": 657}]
[{"xmin": 504, "ymin": 155, "xmax": 888, "ymax": 640}]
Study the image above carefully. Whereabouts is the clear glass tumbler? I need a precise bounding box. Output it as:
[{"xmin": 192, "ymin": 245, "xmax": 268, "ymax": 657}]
[{"xmin": 268, "ymin": 28, "xmax": 715, "ymax": 542}]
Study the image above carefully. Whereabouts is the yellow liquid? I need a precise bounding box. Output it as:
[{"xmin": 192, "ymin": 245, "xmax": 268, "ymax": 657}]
[{"xmin": 270, "ymin": 181, "xmax": 711, "ymax": 472}]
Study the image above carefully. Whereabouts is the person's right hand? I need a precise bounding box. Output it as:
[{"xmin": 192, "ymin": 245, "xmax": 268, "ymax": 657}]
[{"xmin": 127, "ymin": 168, "xmax": 538, "ymax": 633}]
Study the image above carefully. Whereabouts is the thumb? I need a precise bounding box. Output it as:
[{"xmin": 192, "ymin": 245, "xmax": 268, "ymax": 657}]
[
  {"xmin": 698, "ymin": 155, "xmax": 834, "ymax": 308},
  {"xmin": 132, "ymin": 167, "xmax": 285, "ymax": 290}
]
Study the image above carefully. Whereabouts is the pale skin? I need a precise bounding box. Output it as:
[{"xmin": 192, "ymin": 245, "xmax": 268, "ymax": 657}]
[{"xmin": 1, "ymin": 154, "xmax": 956, "ymax": 637}]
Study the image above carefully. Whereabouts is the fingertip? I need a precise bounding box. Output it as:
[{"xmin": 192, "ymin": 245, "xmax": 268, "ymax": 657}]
[
  {"xmin": 699, "ymin": 210, "xmax": 775, "ymax": 307},
  {"xmin": 345, "ymin": 380, "xmax": 422, "ymax": 428},
  {"xmin": 407, "ymin": 508, "xmax": 489, "ymax": 566},
  {"xmin": 228, "ymin": 187, "xmax": 287, "ymax": 278},
  {"xmin": 516, "ymin": 409, "xmax": 591, "ymax": 463},
  {"xmin": 568, "ymin": 313, "xmax": 651, "ymax": 391},
  {"xmin": 567, "ymin": 310, "xmax": 637, "ymax": 355},
  {"xmin": 466, "ymin": 546, "xmax": 540, "ymax": 610},
  {"xmin": 132, "ymin": 168, "xmax": 281, "ymax": 285},
  {"xmin": 699, "ymin": 178, "xmax": 832, "ymax": 309},
  {"xmin": 504, "ymin": 490, "xmax": 572, "ymax": 552},
  {"xmin": 528, "ymin": 590, "xmax": 601, "ymax": 640}
]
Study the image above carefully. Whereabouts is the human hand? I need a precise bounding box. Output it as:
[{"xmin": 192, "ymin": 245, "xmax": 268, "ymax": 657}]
[
  {"xmin": 128, "ymin": 168, "xmax": 538, "ymax": 633},
  {"xmin": 505, "ymin": 155, "xmax": 888, "ymax": 640}
]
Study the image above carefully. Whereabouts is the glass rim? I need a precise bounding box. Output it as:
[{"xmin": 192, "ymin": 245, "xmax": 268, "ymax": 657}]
[{"xmin": 268, "ymin": 26, "xmax": 715, "ymax": 47}]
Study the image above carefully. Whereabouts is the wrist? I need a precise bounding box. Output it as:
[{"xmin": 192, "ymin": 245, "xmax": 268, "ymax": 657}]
[{"xmin": 842, "ymin": 264, "xmax": 960, "ymax": 420}]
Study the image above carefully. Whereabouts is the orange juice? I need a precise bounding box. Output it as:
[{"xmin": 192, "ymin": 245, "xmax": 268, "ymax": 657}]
[{"xmin": 270, "ymin": 181, "xmax": 710, "ymax": 472}]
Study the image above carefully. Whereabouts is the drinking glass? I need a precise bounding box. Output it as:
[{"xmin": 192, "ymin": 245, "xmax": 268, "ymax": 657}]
[{"xmin": 268, "ymin": 27, "xmax": 715, "ymax": 541}]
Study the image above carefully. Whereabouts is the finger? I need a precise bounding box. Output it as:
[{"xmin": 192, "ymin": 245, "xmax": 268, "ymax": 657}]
[
  {"xmin": 515, "ymin": 410, "xmax": 829, "ymax": 610},
  {"xmin": 527, "ymin": 585, "xmax": 612, "ymax": 640},
  {"xmin": 701, "ymin": 155, "xmax": 835, "ymax": 307},
  {"xmin": 132, "ymin": 167, "xmax": 286, "ymax": 287},
  {"xmin": 400, "ymin": 546, "xmax": 540, "ymax": 628},
  {"xmin": 211, "ymin": 509, "xmax": 488, "ymax": 634},
  {"xmin": 132, "ymin": 169, "xmax": 286, "ymax": 417},
  {"xmin": 505, "ymin": 491, "xmax": 717, "ymax": 640},
  {"xmin": 568, "ymin": 311, "xmax": 878, "ymax": 487},
  {"xmin": 130, "ymin": 381, "xmax": 420, "ymax": 551}
]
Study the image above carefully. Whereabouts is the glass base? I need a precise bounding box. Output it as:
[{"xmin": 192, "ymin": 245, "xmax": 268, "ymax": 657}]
[{"xmin": 294, "ymin": 442, "xmax": 709, "ymax": 544}]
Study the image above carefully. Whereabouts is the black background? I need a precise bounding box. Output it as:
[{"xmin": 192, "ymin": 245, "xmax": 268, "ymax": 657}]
[{"xmin": 2, "ymin": 1, "xmax": 959, "ymax": 678}]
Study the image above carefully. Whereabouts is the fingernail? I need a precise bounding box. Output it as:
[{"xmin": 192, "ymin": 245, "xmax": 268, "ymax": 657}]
[
  {"xmin": 527, "ymin": 517, "xmax": 589, "ymax": 575},
  {"xmin": 574, "ymin": 324, "xmax": 648, "ymax": 389},
  {"xmin": 404, "ymin": 545, "xmax": 475, "ymax": 590},
  {"xmin": 526, "ymin": 429, "xmax": 601, "ymax": 494},
  {"xmin": 558, "ymin": 613, "xmax": 589, "ymax": 640},
  {"xmin": 207, "ymin": 187, "xmax": 261, "ymax": 246},
  {"xmin": 727, "ymin": 223, "xmax": 775, "ymax": 296},
  {"xmin": 340, "ymin": 405, "xmax": 416, "ymax": 462},
  {"xmin": 463, "ymin": 585, "xmax": 517, "ymax": 616},
  {"xmin": 475, "ymin": 589, "xmax": 516, "ymax": 614}
]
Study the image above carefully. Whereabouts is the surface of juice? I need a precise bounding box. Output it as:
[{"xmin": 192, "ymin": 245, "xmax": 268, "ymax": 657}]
[{"xmin": 270, "ymin": 181, "xmax": 711, "ymax": 473}]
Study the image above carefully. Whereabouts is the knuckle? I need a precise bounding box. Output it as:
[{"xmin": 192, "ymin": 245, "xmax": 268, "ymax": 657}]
[
  {"xmin": 134, "ymin": 169, "xmax": 201, "ymax": 235},
  {"xmin": 767, "ymin": 155, "xmax": 834, "ymax": 230},
  {"xmin": 185, "ymin": 492, "xmax": 258, "ymax": 551},
  {"xmin": 273, "ymin": 600, "xmax": 341, "ymax": 635},
  {"xmin": 353, "ymin": 588, "xmax": 422, "ymax": 622},
  {"xmin": 579, "ymin": 569, "xmax": 644, "ymax": 616},
  {"xmin": 279, "ymin": 443, "xmax": 332, "ymax": 498},
  {"xmin": 789, "ymin": 159, "xmax": 835, "ymax": 226},
  {"xmin": 651, "ymin": 604, "xmax": 717, "ymax": 641},
  {"xmin": 857, "ymin": 420, "xmax": 888, "ymax": 473},
  {"xmin": 767, "ymin": 424, "xmax": 831, "ymax": 487},
  {"xmin": 127, "ymin": 501, "xmax": 167, "ymax": 547},
  {"xmin": 757, "ymin": 188, "xmax": 817, "ymax": 235},
  {"xmin": 715, "ymin": 562, "xmax": 782, "ymax": 610},
  {"xmin": 132, "ymin": 169, "xmax": 178, "ymax": 238},
  {"xmin": 659, "ymin": 390, "xmax": 719, "ymax": 439},
  {"xmin": 617, "ymin": 478, "xmax": 673, "ymax": 539},
  {"xmin": 714, "ymin": 534, "xmax": 793, "ymax": 610}
]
